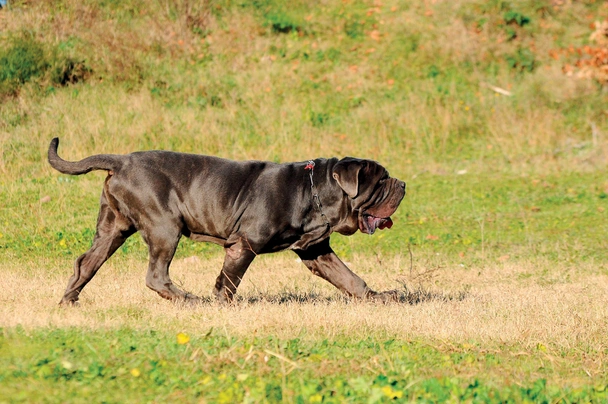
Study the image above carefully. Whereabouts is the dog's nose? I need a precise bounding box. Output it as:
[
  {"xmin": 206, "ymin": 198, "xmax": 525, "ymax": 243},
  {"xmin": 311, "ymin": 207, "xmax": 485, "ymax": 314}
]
[{"xmin": 399, "ymin": 181, "xmax": 406, "ymax": 190}]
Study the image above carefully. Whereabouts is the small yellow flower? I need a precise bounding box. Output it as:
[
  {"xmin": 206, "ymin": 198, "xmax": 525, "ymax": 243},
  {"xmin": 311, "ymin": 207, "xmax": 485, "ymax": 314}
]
[
  {"xmin": 309, "ymin": 394, "xmax": 323, "ymax": 403},
  {"xmin": 177, "ymin": 332, "xmax": 190, "ymax": 345},
  {"xmin": 130, "ymin": 368, "xmax": 141, "ymax": 377},
  {"xmin": 382, "ymin": 385, "xmax": 403, "ymax": 399}
]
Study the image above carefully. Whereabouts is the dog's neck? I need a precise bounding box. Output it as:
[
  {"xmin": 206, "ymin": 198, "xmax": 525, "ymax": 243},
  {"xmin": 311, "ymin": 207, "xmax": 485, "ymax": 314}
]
[{"xmin": 304, "ymin": 160, "xmax": 331, "ymax": 229}]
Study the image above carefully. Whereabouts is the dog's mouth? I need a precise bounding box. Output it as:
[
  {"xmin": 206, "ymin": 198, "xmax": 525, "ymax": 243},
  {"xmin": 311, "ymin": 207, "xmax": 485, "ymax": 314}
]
[{"xmin": 359, "ymin": 214, "xmax": 393, "ymax": 235}]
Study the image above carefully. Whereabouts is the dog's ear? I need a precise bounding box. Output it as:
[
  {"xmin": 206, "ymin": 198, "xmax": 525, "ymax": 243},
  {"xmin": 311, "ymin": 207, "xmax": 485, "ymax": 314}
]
[{"xmin": 332, "ymin": 158, "xmax": 364, "ymax": 198}]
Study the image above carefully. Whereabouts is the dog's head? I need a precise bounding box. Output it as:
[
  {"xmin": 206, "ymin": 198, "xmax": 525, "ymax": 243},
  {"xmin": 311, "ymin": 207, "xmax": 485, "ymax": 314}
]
[{"xmin": 332, "ymin": 157, "xmax": 406, "ymax": 235}]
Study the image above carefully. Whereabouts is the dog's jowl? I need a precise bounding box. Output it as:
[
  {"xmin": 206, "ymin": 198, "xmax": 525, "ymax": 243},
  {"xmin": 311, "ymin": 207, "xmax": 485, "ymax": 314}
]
[{"xmin": 48, "ymin": 138, "xmax": 406, "ymax": 305}]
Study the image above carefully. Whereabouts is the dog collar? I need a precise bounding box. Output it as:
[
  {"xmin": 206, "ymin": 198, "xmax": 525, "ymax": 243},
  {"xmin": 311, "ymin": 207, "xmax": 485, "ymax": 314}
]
[{"xmin": 305, "ymin": 160, "xmax": 331, "ymax": 228}]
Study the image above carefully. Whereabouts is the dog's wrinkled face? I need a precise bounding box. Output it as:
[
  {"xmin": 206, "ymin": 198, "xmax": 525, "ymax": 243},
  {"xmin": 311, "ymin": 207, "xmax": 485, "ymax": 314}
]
[{"xmin": 332, "ymin": 158, "xmax": 406, "ymax": 235}]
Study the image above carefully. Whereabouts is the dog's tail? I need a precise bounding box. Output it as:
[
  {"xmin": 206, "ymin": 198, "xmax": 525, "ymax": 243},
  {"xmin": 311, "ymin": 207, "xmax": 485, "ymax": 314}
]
[{"xmin": 48, "ymin": 137, "xmax": 124, "ymax": 175}]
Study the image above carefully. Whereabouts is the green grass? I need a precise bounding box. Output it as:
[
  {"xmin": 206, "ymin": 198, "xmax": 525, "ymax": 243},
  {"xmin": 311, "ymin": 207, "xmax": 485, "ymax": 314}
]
[
  {"xmin": 1, "ymin": 0, "xmax": 608, "ymax": 402},
  {"xmin": 2, "ymin": 328, "xmax": 607, "ymax": 403},
  {"xmin": 2, "ymin": 170, "xmax": 606, "ymax": 270}
]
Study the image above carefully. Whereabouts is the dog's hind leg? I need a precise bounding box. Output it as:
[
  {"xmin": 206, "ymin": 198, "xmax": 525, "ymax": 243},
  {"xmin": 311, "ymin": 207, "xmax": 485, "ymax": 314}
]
[
  {"xmin": 143, "ymin": 225, "xmax": 200, "ymax": 303},
  {"xmin": 60, "ymin": 192, "xmax": 135, "ymax": 306},
  {"xmin": 213, "ymin": 237, "xmax": 256, "ymax": 303}
]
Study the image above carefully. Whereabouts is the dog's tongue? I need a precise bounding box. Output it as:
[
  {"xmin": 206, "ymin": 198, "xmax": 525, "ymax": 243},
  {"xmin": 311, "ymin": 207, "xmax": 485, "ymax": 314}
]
[
  {"xmin": 379, "ymin": 217, "xmax": 393, "ymax": 230},
  {"xmin": 362, "ymin": 215, "xmax": 394, "ymax": 234}
]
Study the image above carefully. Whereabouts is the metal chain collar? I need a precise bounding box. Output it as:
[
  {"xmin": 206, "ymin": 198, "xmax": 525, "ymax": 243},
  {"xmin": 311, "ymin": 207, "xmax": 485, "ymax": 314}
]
[{"xmin": 304, "ymin": 160, "xmax": 331, "ymax": 228}]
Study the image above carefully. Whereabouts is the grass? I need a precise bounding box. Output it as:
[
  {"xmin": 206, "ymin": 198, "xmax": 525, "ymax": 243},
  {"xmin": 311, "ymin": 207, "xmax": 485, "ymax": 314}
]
[
  {"xmin": 1, "ymin": 0, "xmax": 608, "ymax": 402},
  {"xmin": 1, "ymin": 255, "xmax": 607, "ymax": 401},
  {"xmin": 3, "ymin": 168, "xmax": 607, "ymax": 268},
  {"xmin": 2, "ymin": 329, "xmax": 607, "ymax": 403}
]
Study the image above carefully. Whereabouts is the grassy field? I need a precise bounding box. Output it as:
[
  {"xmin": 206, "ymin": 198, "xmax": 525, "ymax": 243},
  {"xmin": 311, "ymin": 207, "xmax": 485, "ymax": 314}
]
[{"xmin": 1, "ymin": 0, "xmax": 608, "ymax": 402}]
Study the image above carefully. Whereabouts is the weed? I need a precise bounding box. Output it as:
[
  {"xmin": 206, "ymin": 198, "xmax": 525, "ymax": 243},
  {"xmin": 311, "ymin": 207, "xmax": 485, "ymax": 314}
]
[
  {"xmin": 344, "ymin": 19, "xmax": 365, "ymax": 39},
  {"xmin": 309, "ymin": 111, "xmax": 330, "ymax": 127},
  {"xmin": 503, "ymin": 10, "xmax": 531, "ymax": 27},
  {"xmin": 265, "ymin": 9, "xmax": 303, "ymax": 34},
  {"xmin": 505, "ymin": 47, "xmax": 537, "ymax": 72}
]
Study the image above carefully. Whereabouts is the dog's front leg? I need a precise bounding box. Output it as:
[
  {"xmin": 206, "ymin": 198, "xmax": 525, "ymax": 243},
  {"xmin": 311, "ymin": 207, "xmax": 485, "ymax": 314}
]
[{"xmin": 294, "ymin": 239, "xmax": 377, "ymax": 299}]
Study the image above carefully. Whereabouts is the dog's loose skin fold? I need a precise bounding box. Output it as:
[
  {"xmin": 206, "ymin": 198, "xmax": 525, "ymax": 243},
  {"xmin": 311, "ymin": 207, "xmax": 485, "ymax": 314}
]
[{"xmin": 48, "ymin": 137, "xmax": 406, "ymax": 305}]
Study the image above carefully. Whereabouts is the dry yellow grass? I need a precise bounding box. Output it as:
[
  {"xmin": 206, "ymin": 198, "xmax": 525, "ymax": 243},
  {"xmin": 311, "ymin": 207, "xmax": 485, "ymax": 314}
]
[{"xmin": 3, "ymin": 254, "xmax": 607, "ymax": 359}]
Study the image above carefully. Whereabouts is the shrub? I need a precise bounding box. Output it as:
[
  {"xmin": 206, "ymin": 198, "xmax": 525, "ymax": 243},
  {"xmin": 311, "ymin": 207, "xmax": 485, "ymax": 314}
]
[
  {"xmin": 0, "ymin": 35, "xmax": 90, "ymax": 97},
  {"xmin": 50, "ymin": 57, "xmax": 90, "ymax": 86},
  {"xmin": 0, "ymin": 36, "xmax": 48, "ymax": 95}
]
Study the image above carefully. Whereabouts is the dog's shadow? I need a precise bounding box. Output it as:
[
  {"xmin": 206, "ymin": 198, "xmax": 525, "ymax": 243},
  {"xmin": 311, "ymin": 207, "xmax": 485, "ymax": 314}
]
[
  {"xmin": 185, "ymin": 286, "xmax": 469, "ymax": 306},
  {"xmin": 388, "ymin": 285, "xmax": 469, "ymax": 305},
  {"xmin": 240, "ymin": 291, "xmax": 336, "ymax": 305}
]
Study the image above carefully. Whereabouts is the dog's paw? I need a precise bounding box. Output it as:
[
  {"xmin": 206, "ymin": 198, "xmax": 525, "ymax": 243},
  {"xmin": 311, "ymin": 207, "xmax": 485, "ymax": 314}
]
[{"xmin": 59, "ymin": 299, "xmax": 80, "ymax": 307}]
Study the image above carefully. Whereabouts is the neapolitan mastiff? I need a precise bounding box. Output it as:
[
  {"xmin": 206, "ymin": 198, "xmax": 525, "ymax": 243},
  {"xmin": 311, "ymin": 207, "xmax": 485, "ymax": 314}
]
[{"xmin": 48, "ymin": 138, "xmax": 406, "ymax": 305}]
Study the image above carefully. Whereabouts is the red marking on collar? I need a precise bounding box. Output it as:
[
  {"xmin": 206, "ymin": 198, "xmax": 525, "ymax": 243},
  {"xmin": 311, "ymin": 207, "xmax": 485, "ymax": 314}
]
[{"xmin": 305, "ymin": 162, "xmax": 315, "ymax": 170}]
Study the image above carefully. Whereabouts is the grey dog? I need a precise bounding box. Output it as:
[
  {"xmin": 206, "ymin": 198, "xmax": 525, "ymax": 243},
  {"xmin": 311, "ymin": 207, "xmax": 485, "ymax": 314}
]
[{"xmin": 48, "ymin": 138, "xmax": 406, "ymax": 305}]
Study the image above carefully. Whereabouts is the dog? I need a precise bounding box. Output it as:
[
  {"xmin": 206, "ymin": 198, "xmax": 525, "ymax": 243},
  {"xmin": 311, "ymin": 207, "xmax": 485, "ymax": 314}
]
[{"xmin": 48, "ymin": 138, "xmax": 406, "ymax": 305}]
